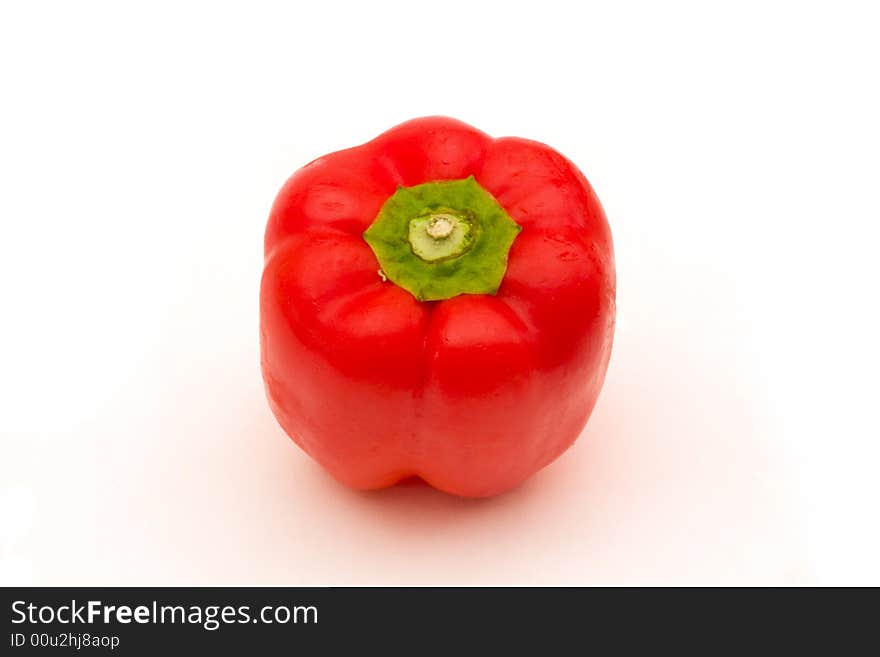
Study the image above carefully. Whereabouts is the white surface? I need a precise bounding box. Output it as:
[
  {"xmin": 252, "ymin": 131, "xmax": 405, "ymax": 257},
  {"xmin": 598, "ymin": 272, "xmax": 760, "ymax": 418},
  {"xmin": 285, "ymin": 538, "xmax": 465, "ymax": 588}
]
[{"xmin": 1, "ymin": 1, "xmax": 878, "ymax": 585}]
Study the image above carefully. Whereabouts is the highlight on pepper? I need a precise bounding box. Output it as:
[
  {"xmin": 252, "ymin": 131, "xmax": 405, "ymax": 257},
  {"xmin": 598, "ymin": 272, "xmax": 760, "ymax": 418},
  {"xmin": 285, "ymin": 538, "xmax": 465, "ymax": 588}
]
[{"xmin": 260, "ymin": 116, "xmax": 616, "ymax": 497}]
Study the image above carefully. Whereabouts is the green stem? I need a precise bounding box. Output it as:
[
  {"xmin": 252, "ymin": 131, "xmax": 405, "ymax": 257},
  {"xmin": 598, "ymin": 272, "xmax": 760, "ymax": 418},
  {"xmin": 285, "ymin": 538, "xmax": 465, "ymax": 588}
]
[
  {"xmin": 363, "ymin": 177, "xmax": 521, "ymax": 301},
  {"xmin": 408, "ymin": 211, "xmax": 471, "ymax": 262}
]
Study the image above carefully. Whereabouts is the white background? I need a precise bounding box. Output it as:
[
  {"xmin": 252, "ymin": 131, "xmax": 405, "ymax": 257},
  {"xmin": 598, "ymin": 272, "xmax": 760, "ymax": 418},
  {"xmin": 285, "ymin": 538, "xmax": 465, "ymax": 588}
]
[{"xmin": 2, "ymin": 1, "xmax": 878, "ymax": 585}]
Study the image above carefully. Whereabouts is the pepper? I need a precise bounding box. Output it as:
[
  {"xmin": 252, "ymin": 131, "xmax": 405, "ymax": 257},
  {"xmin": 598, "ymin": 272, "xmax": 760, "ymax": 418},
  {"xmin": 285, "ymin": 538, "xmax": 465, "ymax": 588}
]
[{"xmin": 260, "ymin": 117, "xmax": 615, "ymax": 497}]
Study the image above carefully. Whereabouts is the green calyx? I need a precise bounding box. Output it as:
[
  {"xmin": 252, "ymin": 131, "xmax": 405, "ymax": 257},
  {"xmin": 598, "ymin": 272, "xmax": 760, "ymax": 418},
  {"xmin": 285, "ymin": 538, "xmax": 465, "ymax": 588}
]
[{"xmin": 363, "ymin": 176, "xmax": 521, "ymax": 301}]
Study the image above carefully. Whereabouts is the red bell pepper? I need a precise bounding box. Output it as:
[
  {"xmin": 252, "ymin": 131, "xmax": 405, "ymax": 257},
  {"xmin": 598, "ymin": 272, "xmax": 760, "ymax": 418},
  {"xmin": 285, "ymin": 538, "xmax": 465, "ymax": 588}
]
[{"xmin": 260, "ymin": 117, "xmax": 615, "ymax": 497}]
